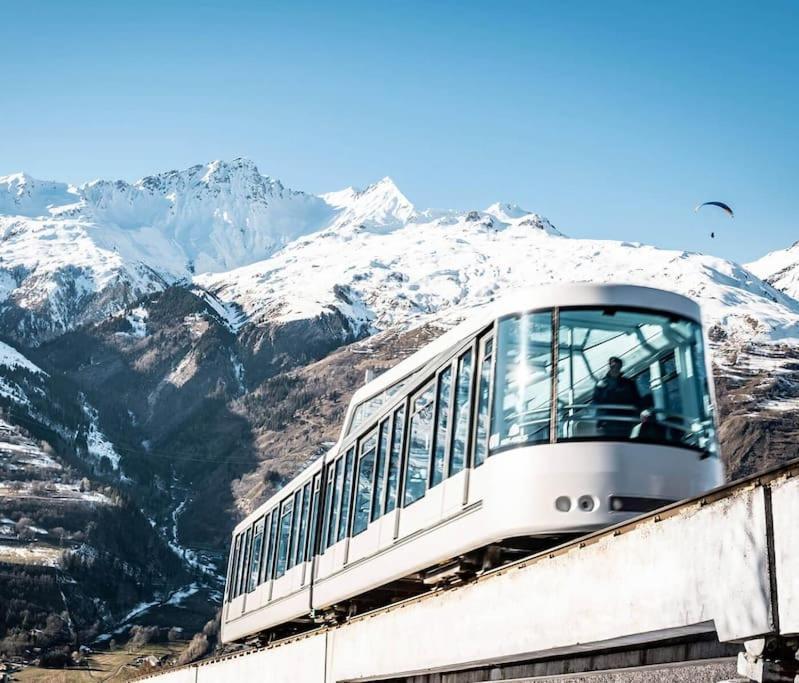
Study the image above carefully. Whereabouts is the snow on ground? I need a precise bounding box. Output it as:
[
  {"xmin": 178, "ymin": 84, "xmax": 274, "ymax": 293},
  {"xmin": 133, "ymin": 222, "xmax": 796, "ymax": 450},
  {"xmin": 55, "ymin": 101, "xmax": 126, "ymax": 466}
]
[
  {"xmin": 0, "ymin": 340, "xmax": 45, "ymax": 374},
  {"xmin": 125, "ymin": 306, "xmax": 149, "ymax": 338},
  {"xmin": 0, "ymin": 543, "xmax": 62, "ymax": 567},
  {"xmin": 80, "ymin": 397, "xmax": 121, "ymax": 470},
  {"xmin": 0, "ymin": 480, "xmax": 112, "ymax": 504}
]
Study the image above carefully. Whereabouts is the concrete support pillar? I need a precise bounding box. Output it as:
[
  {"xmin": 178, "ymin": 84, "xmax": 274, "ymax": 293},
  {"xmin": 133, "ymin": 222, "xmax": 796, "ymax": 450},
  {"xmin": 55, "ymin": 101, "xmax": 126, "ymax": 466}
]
[{"xmin": 737, "ymin": 638, "xmax": 799, "ymax": 682}]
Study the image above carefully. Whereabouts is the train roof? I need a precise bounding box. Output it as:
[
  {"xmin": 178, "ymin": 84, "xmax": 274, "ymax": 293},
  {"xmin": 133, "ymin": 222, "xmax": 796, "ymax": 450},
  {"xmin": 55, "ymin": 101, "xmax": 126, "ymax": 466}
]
[{"xmin": 234, "ymin": 283, "xmax": 700, "ymax": 534}]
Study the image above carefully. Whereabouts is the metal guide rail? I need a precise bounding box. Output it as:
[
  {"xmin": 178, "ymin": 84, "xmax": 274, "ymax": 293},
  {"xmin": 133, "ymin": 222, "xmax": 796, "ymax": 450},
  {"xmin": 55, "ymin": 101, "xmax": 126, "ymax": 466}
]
[{"xmin": 136, "ymin": 458, "xmax": 799, "ymax": 683}]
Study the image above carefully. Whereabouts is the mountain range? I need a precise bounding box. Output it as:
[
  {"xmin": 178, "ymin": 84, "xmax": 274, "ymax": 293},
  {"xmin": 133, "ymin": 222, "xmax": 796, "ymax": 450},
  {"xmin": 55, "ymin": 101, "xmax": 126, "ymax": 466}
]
[{"xmin": 1, "ymin": 158, "xmax": 798, "ymax": 659}]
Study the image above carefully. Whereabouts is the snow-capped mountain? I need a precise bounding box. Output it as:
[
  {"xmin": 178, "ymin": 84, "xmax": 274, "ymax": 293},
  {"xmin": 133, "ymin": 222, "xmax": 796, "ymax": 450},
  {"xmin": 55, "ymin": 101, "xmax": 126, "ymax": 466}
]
[
  {"xmin": 0, "ymin": 159, "xmax": 327, "ymax": 342},
  {"xmin": 197, "ymin": 211, "xmax": 799, "ymax": 348},
  {"xmin": 747, "ymin": 241, "xmax": 799, "ymax": 300}
]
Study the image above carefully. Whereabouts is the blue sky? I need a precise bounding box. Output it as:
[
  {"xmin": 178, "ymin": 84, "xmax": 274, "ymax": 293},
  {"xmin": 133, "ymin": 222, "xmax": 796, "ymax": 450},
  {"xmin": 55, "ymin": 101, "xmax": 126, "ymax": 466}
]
[{"xmin": 1, "ymin": 1, "xmax": 796, "ymax": 263}]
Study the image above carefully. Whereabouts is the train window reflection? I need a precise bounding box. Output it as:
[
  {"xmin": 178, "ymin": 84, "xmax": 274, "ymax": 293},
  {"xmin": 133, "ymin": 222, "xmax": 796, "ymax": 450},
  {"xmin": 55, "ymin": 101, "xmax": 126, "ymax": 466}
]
[
  {"xmin": 431, "ymin": 367, "xmax": 452, "ymax": 487},
  {"xmin": 556, "ymin": 308, "xmax": 716, "ymax": 454},
  {"xmin": 449, "ymin": 350, "xmax": 473, "ymax": 476},
  {"xmin": 473, "ymin": 338, "xmax": 493, "ymax": 467},
  {"xmin": 491, "ymin": 313, "xmax": 552, "ymax": 450},
  {"xmin": 385, "ymin": 406, "xmax": 406, "ymax": 513},
  {"xmin": 275, "ymin": 499, "xmax": 293, "ymax": 578},
  {"xmin": 404, "ymin": 384, "xmax": 435, "ymax": 506},
  {"xmin": 371, "ymin": 420, "xmax": 390, "ymax": 522},
  {"xmin": 353, "ymin": 431, "xmax": 377, "ymax": 535},
  {"xmin": 338, "ymin": 448, "xmax": 355, "ymax": 542},
  {"xmin": 248, "ymin": 517, "xmax": 264, "ymax": 592}
]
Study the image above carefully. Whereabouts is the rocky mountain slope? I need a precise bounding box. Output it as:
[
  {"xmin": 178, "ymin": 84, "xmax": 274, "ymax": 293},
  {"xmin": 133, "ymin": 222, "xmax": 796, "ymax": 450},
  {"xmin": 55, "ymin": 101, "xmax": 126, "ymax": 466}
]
[{"xmin": 1, "ymin": 157, "xmax": 799, "ymax": 658}]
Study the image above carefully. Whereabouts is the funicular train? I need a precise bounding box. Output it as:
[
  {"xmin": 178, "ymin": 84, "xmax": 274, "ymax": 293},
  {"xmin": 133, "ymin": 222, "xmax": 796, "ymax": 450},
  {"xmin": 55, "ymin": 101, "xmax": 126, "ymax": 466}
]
[{"xmin": 221, "ymin": 284, "xmax": 724, "ymax": 644}]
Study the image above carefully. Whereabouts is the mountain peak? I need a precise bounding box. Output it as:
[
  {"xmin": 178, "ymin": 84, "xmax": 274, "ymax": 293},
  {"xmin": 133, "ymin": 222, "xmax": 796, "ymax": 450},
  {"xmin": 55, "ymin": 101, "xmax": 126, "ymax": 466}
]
[{"xmin": 484, "ymin": 202, "xmax": 530, "ymax": 221}]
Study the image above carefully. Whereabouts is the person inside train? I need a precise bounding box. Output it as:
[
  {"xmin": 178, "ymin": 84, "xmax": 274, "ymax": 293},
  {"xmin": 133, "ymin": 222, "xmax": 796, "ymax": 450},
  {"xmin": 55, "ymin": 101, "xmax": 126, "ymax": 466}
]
[
  {"xmin": 591, "ymin": 356, "xmax": 644, "ymax": 437},
  {"xmin": 630, "ymin": 408, "xmax": 669, "ymax": 442}
]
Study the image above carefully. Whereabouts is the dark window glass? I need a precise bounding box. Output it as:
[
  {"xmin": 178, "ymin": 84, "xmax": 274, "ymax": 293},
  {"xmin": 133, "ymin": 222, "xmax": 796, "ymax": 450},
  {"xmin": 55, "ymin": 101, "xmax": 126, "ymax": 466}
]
[
  {"xmin": 238, "ymin": 527, "xmax": 252, "ymax": 597},
  {"xmin": 287, "ymin": 489, "xmax": 302, "ymax": 570},
  {"xmin": 307, "ymin": 475, "xmax": 322, "ymax": 558},
  {"xmin": 228, "ymin": 534, "xmax": 241, "ymax": 601},
  {"xmin": 449, "ymin": 350, "xmax": 473, "ymax": 476},
  {"xmin": 338, "ymin": 448, "xmax": 355, "ymax": 541},
  {"xmin": 321, "ymin": 465, "xmax": 335, "ymax": 552},
  {"xmin": 371, "ymin": 419, "xmax": 391, "ymax": 521},
  {"xmin": 275, "ymin": 499, "xmax": 293, "ymax": 578},
  {"xmin": 491, "ymin": 313, "xmax": 553, "ymax": 451},
  {"xmin": 473, "ymin": 338, "xmax": 494, "ymax": 467},
  {"xmin": 353, "ymin": 431, "xmax": 377, "ymax": 536},
  {"xmin": 248, "ymin": 518, "xmax": 264, "ymax": 592},
  {"xmin": 431, "ymin": 367, "xmax": 452, "ymax": 487},
  {"xmin": 266, "ymin": 511, "xmax": 279, "ymax": 582},
  {"xmin": 385, "ymin": 406, "xmax": 406, "ymax": 513},
  {"xmin": 258, "ymin": 511, "xmax": 273, "ymax": 585},
  {"xmin": 296, "ymin": 482, "xmax": 312, "ymax": 564},
  {"xmin": 327, "ymin": 458, "xmax": 344, "ymax": 548},
  {"xmin": 404, "ymin": 384, "xmax": 435, "ymax": 506}
]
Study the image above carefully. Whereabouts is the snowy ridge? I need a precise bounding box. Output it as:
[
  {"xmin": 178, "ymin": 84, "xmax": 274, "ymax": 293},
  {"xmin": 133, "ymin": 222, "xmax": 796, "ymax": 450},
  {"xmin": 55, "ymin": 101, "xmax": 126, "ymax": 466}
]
[
  {"xmin": 3, "ymin": 157, "xmax": 798, "ymax": 355},
  {"xmin": 747, "ymin": 242, "xmax": 799, "ymax": 300},
  {"xmin": 196, "ymin": 213, "xmax": 799, "ymax": 347}
]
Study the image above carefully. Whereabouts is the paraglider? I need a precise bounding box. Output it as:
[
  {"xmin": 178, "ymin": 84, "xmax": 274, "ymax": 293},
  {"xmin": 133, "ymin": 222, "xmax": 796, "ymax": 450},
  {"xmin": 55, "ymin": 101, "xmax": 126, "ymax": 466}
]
[{"xmin": 694, "ymin": 201, "xmax": 733, "ymax": 238}]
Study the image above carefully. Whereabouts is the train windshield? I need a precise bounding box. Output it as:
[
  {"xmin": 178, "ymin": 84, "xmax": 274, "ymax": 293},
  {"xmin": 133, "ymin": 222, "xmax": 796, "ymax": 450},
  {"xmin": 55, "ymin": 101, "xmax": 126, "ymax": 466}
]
[{"xmin": 491, "ymin": 307, "xmax": 717, "ymax": 455}]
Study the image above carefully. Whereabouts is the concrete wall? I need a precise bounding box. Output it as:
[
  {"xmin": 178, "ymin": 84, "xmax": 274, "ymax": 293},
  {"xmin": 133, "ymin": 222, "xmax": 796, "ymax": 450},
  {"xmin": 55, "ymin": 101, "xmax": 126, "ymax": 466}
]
[
  {"xmin": 140, "ymin": 467, "xmax": 799, "ymax": 683},
  {"xmin": 770, "ymin": 474, "xmax": 799, "ymax": 636},
  {"xmin": 329, "ymin": 485, "xmax": 772, "ymax": 681}
]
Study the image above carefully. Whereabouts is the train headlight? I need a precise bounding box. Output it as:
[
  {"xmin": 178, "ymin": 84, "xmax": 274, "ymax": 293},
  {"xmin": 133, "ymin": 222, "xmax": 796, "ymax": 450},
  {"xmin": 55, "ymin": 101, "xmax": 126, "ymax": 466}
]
[
  {"xmin": 577, "ymin": 495, "xmax": 595, "ymax": 512},
  {"xmin": 555, "ymin": 496, "xmax": 571, "ymax": 512}
]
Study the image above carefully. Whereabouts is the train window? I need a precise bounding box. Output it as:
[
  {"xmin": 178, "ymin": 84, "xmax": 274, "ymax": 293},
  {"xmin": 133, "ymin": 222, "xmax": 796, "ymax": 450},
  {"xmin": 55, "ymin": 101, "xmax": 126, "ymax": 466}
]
[
  {"xmin": 248, "ymin": 517, "xmax": 265, "ymax": 592},
  {"xmin": 275, "ymin": 498, "xmax": 294, "ymax": 578},
  {"xmin": 449, "ymin": 349, "xmax": 473, "ymax": 476},
  {"xmin": 338, "ymin": 448, "xmax": 355, "ymax": 542},
  {"xmin": 554, "ymin": 308, "xmax": 717, "ymax": 455},
  {"xmin": 296, "ymin": 482, "xmax": 312, "ymax": 564},
  {"xmin": 430, "ymin": 366, "xmax": 452, "ymax": 488},
  {"xmin": 307, "ymin": 475, "xmax": 322, "ymax": 557},
  {"xmin": 404, "ymin": 383, "xmax": 435, "ymax": 506},
  {"xmin": 287, "ymin": 489, "xmax": 302, "ymax": 570},
  {"xmin": 266, "ymin": 511, "xmax": 279, "ymax": 582},
  {"xmin": 327, "ymin": 458, "xmax": 344, "ymax": 548},
  {"xmin": 353, "ymin": 430, "xmax": 378, "ymax": 536},
  {"xmin": 228, "ymin": 533, "xmax": 241, "ymax": 601},
  {"xmin": 491, "ymin": 312, "xmax": 553, "ymax": 451},
  {"xmin": 258, "ymin": 510, "xmax": 273, "ymax": 585},
  {"xmin": 473, "ymin": 337, "xmax": 494, "ymax": 467},
  {"xmin": 371, "ymin": 419, "xmax": 391, "ymax": 521},
  {"xmin": 321, "ymin": 464, "xmax": 335, "ymax": 551},
  {"xmin": 385, "ymin": 405, "xmax": 406, "ymax": 513},
  {"xmin": 238, "ymin": 526, "xmax": 252, "ymax": 597}
]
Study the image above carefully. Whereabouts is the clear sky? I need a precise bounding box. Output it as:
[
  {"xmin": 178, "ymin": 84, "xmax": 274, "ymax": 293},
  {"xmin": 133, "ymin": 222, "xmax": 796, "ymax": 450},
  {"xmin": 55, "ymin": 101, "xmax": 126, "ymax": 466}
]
[{"xmin": 1, "ymin": 1, "xmax": 796, "ymax": 263}]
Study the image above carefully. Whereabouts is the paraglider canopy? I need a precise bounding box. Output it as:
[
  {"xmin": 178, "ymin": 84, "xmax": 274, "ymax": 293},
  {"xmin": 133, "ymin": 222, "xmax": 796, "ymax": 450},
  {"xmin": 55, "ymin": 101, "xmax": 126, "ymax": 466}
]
[{"xmin": 694, "ymin": 201, "xmax": 734, "ymax": 218}]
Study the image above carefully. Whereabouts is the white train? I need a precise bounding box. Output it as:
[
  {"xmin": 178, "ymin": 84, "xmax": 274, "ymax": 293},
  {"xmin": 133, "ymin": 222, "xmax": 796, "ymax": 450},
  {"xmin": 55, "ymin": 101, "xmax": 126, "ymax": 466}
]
[{"xmin": 221, "ymin": 284, "xmax": 724, "ymax": 643}]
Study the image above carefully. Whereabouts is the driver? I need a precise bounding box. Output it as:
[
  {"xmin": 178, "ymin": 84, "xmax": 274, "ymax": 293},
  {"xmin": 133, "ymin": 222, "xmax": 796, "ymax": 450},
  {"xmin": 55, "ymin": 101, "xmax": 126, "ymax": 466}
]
[{"xmin": 592, "ymin": 356, "xmax": 643, "ymax": 437}]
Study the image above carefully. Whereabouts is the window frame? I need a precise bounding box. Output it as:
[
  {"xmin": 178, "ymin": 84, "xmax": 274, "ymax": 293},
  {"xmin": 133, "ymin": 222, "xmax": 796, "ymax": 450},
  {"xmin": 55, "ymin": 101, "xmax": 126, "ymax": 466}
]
[
  {"xmin": 402, "ymin": 380, "xmax": 436, "ymax": 507},
  {"xmin": 430, "ymin": 363, "xmax": 454, "ymax": 489},
  {"xmin": 353, "ymin": 428, "xmax": 379, "ymax": 536},
  {"xmin": 448, "ymin": 345, "xmax": 476, "ymax": 478},
  {"xmin": 337, "ymin": 447, "xmax": 356, "ymax": 542},
  {"xmin": 471, "ymin": 331, "xmax": 496, "ymax": 468}
]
